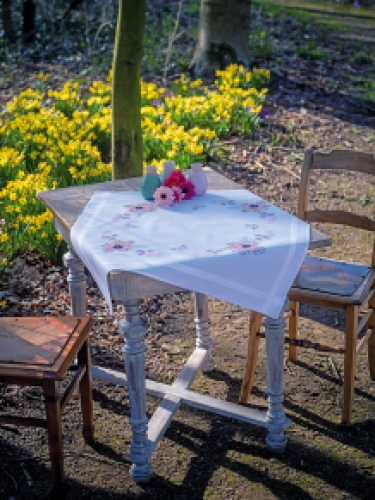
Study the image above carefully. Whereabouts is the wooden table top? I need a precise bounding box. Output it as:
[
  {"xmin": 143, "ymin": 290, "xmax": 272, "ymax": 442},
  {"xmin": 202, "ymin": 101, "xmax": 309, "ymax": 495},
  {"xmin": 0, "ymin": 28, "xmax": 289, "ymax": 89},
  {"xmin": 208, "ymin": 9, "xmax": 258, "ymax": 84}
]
[{"xmin": 37, "ymin": 168, "xmax": 331, "ymax": 250}]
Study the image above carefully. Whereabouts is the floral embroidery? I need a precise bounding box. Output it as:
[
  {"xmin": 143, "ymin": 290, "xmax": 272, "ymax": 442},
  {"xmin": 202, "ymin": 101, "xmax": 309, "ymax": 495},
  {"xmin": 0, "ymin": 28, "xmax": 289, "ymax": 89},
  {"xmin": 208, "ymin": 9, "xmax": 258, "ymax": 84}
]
[
  {"xmin": 227, "ymin": 237, "xmax": 263, "ymax": 255},
  {"xmin": 111, "ymin": 213, "xmax": 130, "ymax": 222},
  {"xmin": 171, "ymin": 244, "xmax": 188, "ymax": 252},
  {"xmin": 126, "ymin": 203, "xmax": 156, "ymax": 216},
  {"xmin": 213, "ymin": 199, "xmax": 237, "ymax": 206},
  {"xmin": 102, "ymin": 230, "xmax": 118, "ymax": 239},
  {"xmin": 260, "ymin": 212, "xmax": 277, "ymax": 221},
  {"xmin": 245, "ymin": 223, "xmax": 259, "ymax": 229},
  {"xmin": 241, "ymin": 201, "xmax": 267, "ymax": 213},
  {"xmin": 136, "ymin": 249, "xmax": 163, "ymax": 257},
  {"xmin": 121, "ymin": 223, "xmax": 138, "ymax": 230},
  {"xmin": 104, "ymin": 240, "xmax": 133, "ymax": 252},
  {"xmin": 255, "ymin": 230, "xmax": 274, "ymax": 241}
]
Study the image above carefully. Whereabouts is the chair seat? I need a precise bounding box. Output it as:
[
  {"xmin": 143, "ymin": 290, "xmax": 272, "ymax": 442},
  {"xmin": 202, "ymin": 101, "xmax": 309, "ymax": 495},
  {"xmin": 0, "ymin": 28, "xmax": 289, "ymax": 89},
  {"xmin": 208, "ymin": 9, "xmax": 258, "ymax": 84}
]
[
  {"xmin": 0, "ymin": 316, "xmax": 84, "ymax": 368},
  {"xmin": 290, "ymin": 255, "xmax": 372, "ymax": 305},
  {"xmin": 0, "ymin": 315, "xmax": 94, "ymax": 488}
]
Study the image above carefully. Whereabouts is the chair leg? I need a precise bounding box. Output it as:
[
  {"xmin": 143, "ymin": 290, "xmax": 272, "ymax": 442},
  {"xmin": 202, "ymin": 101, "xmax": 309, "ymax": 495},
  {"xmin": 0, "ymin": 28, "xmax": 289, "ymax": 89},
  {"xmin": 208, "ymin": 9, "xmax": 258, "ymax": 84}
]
[
  {"xmin": 43, "ymin": 377, "xmax": 64, "ymax": 488},
  {"xmin": 77, "ymin": 340, "xmax": 94, "ymax": 443},
  {"xmin": 288, "ymin": 300, "xmax": 299, "ymax": 362},
  {"xmin": 367, "ymin": 288, "xmax": 375, "ymax": 380},
  {"xmin": 342, "ymin": 305, "xmax": 358, "ymax": 426},
  {"xmin": 239, "ymin": 312, "xmax": 263, "ymax": 403}
]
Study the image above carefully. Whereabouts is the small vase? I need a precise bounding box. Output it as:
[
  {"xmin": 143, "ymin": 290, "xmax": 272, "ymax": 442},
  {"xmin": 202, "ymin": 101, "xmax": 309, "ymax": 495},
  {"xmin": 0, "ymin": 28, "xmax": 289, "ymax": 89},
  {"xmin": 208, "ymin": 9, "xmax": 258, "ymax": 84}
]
[
  {"xmin": 141, "ymin": 165, "xmax": 161, "ymax": 201},
  {"xmin": 188, "ymin": 163, "xmax": 208, "ymax": 196},
  {"xmin": 160, "ymin": 161, "xmax": 176, "ymax": 184}
]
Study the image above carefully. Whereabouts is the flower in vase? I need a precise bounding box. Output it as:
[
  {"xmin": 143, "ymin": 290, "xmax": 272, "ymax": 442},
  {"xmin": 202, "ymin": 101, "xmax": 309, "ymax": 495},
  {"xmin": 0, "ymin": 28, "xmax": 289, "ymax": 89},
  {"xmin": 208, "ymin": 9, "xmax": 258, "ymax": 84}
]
[
  {"xmin": 164, "ymin": 170, "xmax": 186, "ymax": 188},
  {"xmin": 180, "ymin": 181, "xmax": 195, "ymax": 200},
  {"xmin": 153, "ymin": 186, "xmax": 175, "ymax": 207},
  {"xmin": 172, "ymin": 186, "xmax": 185, "ymax": 203}
]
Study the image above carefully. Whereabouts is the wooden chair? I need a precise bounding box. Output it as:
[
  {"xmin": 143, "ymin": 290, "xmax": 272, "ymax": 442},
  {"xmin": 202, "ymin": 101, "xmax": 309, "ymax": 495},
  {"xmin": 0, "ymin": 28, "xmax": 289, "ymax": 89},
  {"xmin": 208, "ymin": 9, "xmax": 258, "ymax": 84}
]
[
  {"xmin": 239, "ymin": 148, "xmax": 375, "ymax": 426},
  {"xmin": 0, "ymin": 315, "xmax": 94, "ymax": 488}
]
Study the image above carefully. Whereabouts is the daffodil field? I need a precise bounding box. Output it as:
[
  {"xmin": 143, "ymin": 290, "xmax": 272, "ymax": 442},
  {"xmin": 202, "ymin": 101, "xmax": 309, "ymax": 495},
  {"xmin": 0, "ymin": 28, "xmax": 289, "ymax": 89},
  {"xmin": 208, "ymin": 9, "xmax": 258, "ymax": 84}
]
[{"xmin": 0, "ymin": 65, "xmax": 269, "ymax": 265}]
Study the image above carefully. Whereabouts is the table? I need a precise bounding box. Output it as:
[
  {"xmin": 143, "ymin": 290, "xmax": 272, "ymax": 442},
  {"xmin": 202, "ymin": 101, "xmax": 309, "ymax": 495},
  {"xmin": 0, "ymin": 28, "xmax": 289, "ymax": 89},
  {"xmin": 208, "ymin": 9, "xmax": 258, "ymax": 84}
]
[{"xmin": 38, "ymin": 168, "xmax": 331, "ymax": 483}]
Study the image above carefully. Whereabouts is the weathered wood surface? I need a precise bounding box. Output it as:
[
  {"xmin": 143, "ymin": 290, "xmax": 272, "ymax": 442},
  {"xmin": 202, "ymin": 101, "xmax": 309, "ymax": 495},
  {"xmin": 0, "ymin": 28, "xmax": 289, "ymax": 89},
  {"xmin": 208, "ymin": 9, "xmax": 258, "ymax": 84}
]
[
  {"xmin": 0, "ymin": 316, "xmax": 92, "ymax": 379},
  {"xmin": 91, "ymin": 362, "xmax": 281, "ymax": 430},
  {"xmin": 311, "ymin": 149, "xmax": 375, "ymax": 175},
  {"xmin": 0, "ymin": 315, "xmax": 94, "ymax": 488},
  {"xmin": 242, "ymin": 148, "xmax": 375, "ymax": 426},
  {"xmin": 37, "ymin": 168, "xmax": 330, "ymax": 251},
  {"xmin": 39, "ymin": 167, "xmax": 332, "ymax": 482}
]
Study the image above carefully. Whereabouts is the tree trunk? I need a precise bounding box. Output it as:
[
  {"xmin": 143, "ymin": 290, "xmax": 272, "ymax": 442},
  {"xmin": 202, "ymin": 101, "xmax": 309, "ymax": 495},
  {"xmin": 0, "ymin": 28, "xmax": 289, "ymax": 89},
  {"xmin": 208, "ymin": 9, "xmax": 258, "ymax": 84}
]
[
  {"xmin": 1, "ymin": 0, "xmax": 16, "ymax": 43},
  {"xmin": 190, "ymin": 0, "xmax": 252, "ymax": 79},
  {"xmin": 22, "ymin": 0, "xmax": 36, "ymax": 43},
  {"xmin": 111, "ymin": 0, "xmax": 146, "ymax": 180}
]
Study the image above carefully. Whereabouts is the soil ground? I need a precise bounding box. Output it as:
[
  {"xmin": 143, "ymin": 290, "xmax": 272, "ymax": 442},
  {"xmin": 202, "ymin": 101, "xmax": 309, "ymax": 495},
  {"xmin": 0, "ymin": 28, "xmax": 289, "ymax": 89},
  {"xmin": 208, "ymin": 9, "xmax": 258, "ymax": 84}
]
[{"xmin": 1, "ymin": 3, "xmax": 375, "ymax": 499}]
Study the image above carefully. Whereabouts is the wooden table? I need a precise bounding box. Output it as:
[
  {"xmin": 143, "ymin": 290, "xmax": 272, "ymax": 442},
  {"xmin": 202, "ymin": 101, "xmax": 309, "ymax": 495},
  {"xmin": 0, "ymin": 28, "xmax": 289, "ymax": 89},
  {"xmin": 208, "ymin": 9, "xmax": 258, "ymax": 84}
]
[{"xmin": 38, "ymin": 168, "xmax": 331, "ymax": 483}]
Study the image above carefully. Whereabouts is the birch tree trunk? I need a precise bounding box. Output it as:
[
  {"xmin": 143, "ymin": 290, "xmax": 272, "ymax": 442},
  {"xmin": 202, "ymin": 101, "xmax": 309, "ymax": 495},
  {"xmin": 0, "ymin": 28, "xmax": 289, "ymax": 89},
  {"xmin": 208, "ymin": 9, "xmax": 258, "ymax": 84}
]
[
  {"xmin": 190, "ymin": 0, "xmax": 252, "ymax": 78},
  {"xmin": 111, "ymin": 0, "xmax": 146, "ymax": 180}
]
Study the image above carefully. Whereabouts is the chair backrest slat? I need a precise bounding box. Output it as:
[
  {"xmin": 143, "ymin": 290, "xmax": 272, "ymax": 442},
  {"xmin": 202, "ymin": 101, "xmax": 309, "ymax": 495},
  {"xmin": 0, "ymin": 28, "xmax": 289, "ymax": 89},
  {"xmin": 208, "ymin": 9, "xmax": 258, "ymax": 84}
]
[
  {"xmin": 298, "ymin": 147, "xmax": 375, "ymax": 269},
  {"xmin": 305, "ymin": 209, "xmax": 375, "ymax": 232},
  {"xmin": 311, "ymin": 150, "xmax": 375, "ymax": 175}
]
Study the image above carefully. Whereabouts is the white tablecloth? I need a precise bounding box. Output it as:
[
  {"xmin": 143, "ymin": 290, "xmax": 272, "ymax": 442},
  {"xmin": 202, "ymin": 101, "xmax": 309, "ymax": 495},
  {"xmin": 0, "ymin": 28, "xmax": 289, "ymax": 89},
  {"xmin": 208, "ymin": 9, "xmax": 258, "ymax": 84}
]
[{"xmin": 71, "ymin": 189, "xmax": 310, "ymax": 318}]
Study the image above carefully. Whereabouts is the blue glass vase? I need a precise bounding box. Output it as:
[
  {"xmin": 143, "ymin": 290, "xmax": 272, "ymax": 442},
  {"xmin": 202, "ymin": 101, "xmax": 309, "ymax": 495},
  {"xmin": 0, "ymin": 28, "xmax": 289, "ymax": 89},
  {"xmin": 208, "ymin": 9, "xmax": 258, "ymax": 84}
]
[
  {"xmin": 141, "ymin": 166, "xmax": 161, "ymax": 201},
  {"xmin": 160, "ymin": 161, "xmax": 176, "ymax": 184}
]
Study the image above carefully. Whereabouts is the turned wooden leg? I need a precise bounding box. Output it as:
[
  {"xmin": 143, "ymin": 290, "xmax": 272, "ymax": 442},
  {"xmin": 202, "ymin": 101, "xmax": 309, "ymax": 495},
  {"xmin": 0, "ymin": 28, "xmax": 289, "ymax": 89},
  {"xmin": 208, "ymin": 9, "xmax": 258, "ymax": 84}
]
[
  {"xmin": 43, "ymin": 377, "xmax": 64, "ymax": 488},
  {"xmin": 193, "ymin": 292, "xmax": 215, "ymax": 372},
  {"xmin": 77, "ymin": 340, "xmax": 94, "ymax": 443},
  {"xmin": 288, "ymin": 300, "xmax": 299, "ymax": 362},
  {"xmin": 120, "ymin": 299, "xmax": 153, "ymax": 483},
  {"xmin": 265, "ymin": 300, "xmax": 291, "ymax": 452},
  {"xmin": 239, "ymin": 311, "xmax": 263, "ymax": 404},
  {"xmin": 368, "ymin": 287, "xmax": 375, "ymax": 380},
  {"xmin": 342, "ymin": 305, "xmax": 358, "ymax": 426},
  {"xmin": 64, "ymin": 246, "xmax": 87, "ymax": 316}
]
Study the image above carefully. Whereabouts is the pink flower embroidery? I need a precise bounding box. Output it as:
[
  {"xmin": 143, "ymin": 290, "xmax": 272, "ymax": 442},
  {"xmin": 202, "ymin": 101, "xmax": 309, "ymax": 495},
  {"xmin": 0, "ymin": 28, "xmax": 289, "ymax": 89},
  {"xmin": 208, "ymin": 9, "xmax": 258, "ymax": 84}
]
[
  {"xmin": 105, "ymin": 240, "xmax": 133, "ymax": 252},
  {"xmin": 242, "ymin": 201, "xmax": 267, "ymax": 213},
  {"xmin": 153, "ymin": 186, "xmax": 175, "ymax": 207},
  {"xmin": 128, "ymin": 203, "xmax": 154, "ymax": 213},
  {"xmin": 230, "ymin": 241, "xmax": 258, "ymax": 252}
]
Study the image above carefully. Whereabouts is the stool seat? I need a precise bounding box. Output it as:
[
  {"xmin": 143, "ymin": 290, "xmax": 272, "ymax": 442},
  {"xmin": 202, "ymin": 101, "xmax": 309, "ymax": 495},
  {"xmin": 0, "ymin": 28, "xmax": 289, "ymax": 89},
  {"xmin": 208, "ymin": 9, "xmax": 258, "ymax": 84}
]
[{"xmin": 0, "ymin": 315, "xmax": 94, "ymax": 489}]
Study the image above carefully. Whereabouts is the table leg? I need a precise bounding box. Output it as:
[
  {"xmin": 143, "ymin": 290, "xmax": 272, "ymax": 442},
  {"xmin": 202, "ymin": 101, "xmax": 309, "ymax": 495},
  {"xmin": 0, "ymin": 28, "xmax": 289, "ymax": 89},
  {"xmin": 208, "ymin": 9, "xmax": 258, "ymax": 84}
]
[
  {"xmin": 119, "ymin": 299, "xmax": 153, "ymax": 483},
  {"xmin": 193, "ymin": 292, "xmax": 215, "ymax": 372},
  {"xmin": 265, "ymin": 300, "xmax": 291, "ymax": 452},
  {"xmin": 64, "ymin": 246, "xmax": 87, "ymax": 316}
]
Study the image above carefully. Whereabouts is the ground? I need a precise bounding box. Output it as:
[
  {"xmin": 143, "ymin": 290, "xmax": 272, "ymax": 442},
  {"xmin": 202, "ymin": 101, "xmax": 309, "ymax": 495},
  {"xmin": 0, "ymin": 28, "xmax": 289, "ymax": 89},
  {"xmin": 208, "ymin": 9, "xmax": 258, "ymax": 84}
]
[{"xmin": 1, "ymin": 2, "xmax": 375, "ymax": 499}]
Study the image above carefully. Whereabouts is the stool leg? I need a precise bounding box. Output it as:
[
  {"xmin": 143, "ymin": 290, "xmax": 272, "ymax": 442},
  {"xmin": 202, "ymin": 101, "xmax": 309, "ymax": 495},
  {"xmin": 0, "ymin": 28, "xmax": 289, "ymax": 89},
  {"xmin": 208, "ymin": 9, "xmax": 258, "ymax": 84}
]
[
  {"xmin": 77, "ymin": 340, "xmax": 94, "ymax": 443},
  {"xmin": 193, "ymin": 292, "xmax": 215, "ymax": 372},
  {"xmin": 43, "ymin": 377, "xmax": 64, "ymax": 488}
]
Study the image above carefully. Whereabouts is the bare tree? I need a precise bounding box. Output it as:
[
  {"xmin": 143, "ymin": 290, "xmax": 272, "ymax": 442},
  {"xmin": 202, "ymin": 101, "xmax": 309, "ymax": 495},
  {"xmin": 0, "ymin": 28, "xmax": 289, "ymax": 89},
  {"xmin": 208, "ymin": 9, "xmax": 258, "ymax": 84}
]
[
  {"xmin": 1, "ymin": 0, "xmax": 16, "ymax": 43},
  {"xmin": 190, "ymin": 0, "xmax": 252, "ymax": 78},
  {"xmin": 111, "ymin": 0, "xmax": 146, "ymax": 179},
  {"xmin": 22, "ymin": 0, "xmax": 36, "ymax": 43}
]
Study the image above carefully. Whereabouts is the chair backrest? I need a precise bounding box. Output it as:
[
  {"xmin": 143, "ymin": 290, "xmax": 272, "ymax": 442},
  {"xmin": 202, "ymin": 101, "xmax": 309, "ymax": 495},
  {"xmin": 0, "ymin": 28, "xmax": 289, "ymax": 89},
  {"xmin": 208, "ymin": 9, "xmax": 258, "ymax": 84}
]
[{"xmin": 298, "ymin": 147, "xmax": 375, "ymax": 267}]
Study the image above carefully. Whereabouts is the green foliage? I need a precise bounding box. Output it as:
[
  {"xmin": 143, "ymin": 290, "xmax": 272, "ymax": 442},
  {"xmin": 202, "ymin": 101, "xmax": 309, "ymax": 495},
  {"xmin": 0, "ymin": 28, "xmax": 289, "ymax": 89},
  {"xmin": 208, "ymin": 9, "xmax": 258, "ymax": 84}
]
[
  {"xmin": 294, "ymin": 38, "xmax": 328, "ymax": 60},
  {"xmin": 249, "ymin": 29, "xmax": 273, "ymax": 59},
  {"xmin": 0, "ymin": 65, "xmax": 270, "ymax": 265}
]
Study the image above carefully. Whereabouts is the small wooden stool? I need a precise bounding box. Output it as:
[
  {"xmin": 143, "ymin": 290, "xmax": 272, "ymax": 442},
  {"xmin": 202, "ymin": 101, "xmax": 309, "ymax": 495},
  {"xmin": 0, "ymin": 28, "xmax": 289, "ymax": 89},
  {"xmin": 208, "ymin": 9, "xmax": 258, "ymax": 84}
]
[{"xmin": 0, "ymin": 316, "xmax": 94, "ymax": 488}]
